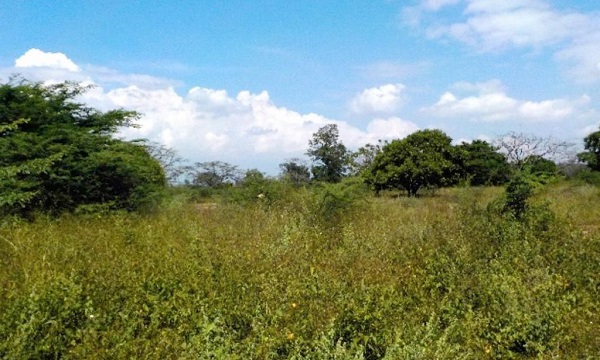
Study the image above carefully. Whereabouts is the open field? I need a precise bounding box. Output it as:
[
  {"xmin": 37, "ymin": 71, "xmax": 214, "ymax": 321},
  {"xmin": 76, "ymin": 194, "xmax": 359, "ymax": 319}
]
[{"xmin": 1, "ymin": 184, "xmax": 598, "ymax": 359}]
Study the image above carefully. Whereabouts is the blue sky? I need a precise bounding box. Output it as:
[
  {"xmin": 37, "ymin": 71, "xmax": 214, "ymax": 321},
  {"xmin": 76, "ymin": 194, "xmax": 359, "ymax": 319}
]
[{"xmin": 1, "ymin": 0, "xmax": 599, "ymax": 173}]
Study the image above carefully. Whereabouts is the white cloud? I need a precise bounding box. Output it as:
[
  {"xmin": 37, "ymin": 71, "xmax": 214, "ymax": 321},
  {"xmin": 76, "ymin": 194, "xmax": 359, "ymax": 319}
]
[
  {"xmin": 422, "ymin": 0, "xmax": 461, "ymax": 11},
  {"xmin": 411, "ymin": 0, "xmax": 600, "ymax": 82},
  {"xmin": 15, "ymin": 48, "xmax": 80, "ymax": 72},
  {"xmin": 350, "ymin": 84, "xmax": 405, "ymax": 114},
  {"xmin": 424, "ymin": 80, "xmax": 587, "ymax": 122},
  {"xmin": 3, "ymin": 47, "xmax": 416, "ymax": 172},
  {"xmin": 366, "ymin": 118, "xmax": 420, "ymax": 140}
]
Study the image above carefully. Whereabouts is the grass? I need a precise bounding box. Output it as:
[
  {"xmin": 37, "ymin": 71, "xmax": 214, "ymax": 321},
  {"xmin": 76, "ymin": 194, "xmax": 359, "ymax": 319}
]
[{"xmin": 0, "ymin": 183, "xmax": 598, "ymax": 359}]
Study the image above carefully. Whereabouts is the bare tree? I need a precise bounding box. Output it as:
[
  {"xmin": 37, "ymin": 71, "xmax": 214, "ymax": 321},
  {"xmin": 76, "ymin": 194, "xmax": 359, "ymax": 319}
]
[
  {"xmin": 493, "ymin": 132, "xmax": 574, "ymax": 168},
  {"xmin": 144, "ymin": 141, "xmax": 187, "ymax": 183}
]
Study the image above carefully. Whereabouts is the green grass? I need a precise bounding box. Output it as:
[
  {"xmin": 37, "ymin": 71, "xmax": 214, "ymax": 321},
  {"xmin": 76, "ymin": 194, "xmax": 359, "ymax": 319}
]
[{"xmin": 0, "ymin": 183, "xmax": 598, "ymax": 359}]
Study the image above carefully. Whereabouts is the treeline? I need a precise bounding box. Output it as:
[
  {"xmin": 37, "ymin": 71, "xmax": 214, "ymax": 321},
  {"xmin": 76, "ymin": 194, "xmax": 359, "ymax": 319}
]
[{"xmin": 2, "ymin": 79, "xmax": 600, "ymax": 217}]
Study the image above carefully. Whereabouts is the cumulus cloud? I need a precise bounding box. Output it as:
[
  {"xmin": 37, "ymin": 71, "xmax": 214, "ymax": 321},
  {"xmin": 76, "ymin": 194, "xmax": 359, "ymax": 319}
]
[
  {"xmin": 15, "ymin": 48, "xmax": 80, "ymax": 72},
  {"xmin": 350, "ymin": 84, "xmax": 405, "ymax": 114},
  {"xmin": 424, "ymin": 80, "xmax": 588, "ymax": 122},
  {"xmin": 5, "ymin": 49, "xmax": 421, "ymax": 173},
  {"xmin": 408, "ymin": 0, "xmax": 600, "ymax": 82}
]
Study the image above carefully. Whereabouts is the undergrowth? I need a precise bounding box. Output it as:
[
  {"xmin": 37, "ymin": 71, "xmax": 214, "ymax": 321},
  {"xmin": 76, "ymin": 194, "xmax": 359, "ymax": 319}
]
[{"xmin": 0, "ymin": 183, "xmax": 598, "ymax": 359}]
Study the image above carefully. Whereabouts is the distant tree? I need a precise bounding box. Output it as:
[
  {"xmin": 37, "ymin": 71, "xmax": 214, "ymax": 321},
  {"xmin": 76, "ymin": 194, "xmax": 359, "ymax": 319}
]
[
  {"xmin": 144, "ymin": 141, "xmax": 187, "ymax": 183},
  {"xmin": 348, "ymin": 142, "xmax": 382, "ymax": 177},
  {"xmin": 494, "ymin": 132, "xmax": 573, "ymax": 169},
  {"xmin": 189, "ymin": 161, "xmax": 241, "ymax": 188},
  {"xmin": 0, "ymin": 78, "xmax": 166, "ymax": 216},
  {"xmin": 457, "ymin": 140, "xmax": 510, "ymax": 186},
  {"xmin": 279, "ymin": 158, "xmax": 310, "ymax": 187},
  {"xmin": 306, "ymin": 124, "xmax": 349, "ymax": 183},
  {"xmin": 577, "ymin": 128, "xmax": 600, "ymax": 171},
  {"xmin": 365, "ymin": 129, "xmax": 461, "ymax": 196}
]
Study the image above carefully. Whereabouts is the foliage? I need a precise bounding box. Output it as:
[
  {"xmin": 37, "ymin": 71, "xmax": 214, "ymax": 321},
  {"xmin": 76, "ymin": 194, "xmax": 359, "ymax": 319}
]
[
  {"xmin": 0, "ymin": 184, "xmax": 598, "ymax": 358},
  {"xmin": 279, "ymin": 158, "xmax": 311, "ymax": 187},
  {"xmin": 503, "ymin": 173, "xmax": 534, "ymax": 220},
  {"xmin": 307, "ymin": 124, "xmax": 349, "ymax": 183},
  {"xmin": 577, "ymin": 127, "xmax": 600, "ymax": 171},
  {"xmin": 365, "ymin": 129, "xmax": 462, "ymax": 196},
  {"xmin": 348, "ymin": 143, "xmax": 382, "ymax": 177},
  {"xmin": 457, "ymin": 140, "xmax": 510, "ymax": 186},
  {"xmin": 188, "ymin": 161, "xmax": 241, "ymax": 188},
  {"xmin": 0, "ymin": 79, "xmax": 166, "ymax": 216}
]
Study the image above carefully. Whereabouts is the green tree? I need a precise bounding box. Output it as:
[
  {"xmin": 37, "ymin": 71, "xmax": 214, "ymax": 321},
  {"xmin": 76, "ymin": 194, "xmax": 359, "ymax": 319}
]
[
  {"xmin": 577, "ymin": 128, "xmax": 600, "ymax": 171},
  {"xmin": 279, "ymin": 158, "xmax": 310, "ymax": 187},
  {"xmin": 306, "ymin": 124, "xmax": 349, "ymax": 183},
  {"xmin": 365, "ymin": 129, "xmax": 461, "ymax": 196},
  {"xmin": 457, "ymin": 140, "xmax": 510, "ymax": 186},
  {"xmin": 0, "ymin": 79, "xmax": 166, "ymax": 216},
  {"xmin": 189, "ymin": 161, "xmax": 241, "ymax": 188}
]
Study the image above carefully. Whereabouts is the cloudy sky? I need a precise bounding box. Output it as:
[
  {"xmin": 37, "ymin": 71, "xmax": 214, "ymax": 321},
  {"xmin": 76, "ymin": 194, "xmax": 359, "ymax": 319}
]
[{"xmin": 1, "ymin": 0, "xmax": 599, "ymax": 173}]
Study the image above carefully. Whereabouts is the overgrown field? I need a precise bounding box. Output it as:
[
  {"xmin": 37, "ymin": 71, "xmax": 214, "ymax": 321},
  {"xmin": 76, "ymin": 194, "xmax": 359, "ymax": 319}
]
[{"xmin": 0, "ymin": 184, "xmax": 598, "ymax": 359}]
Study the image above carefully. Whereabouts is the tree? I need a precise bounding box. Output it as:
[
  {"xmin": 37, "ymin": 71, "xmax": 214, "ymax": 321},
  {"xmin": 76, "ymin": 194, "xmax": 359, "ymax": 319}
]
[
  {"xmin": 577, "ymin": 128, "xmax": 600, "ymax": 171},
  {"xmin": 144, "ymin": 141, "xmax": 187, "ymax": 183},
  {"xmin": 494, "ymin": 132, "xmax": 573, "ymax": 169},
  {"xmin": 188, "ymin": 161, "xmax": 241, "ymax": 188},
  {"xmin": 279, "ymin": 158, "xmax": 310, "ymax": 187},
  {"xmin": 306, "ymin": 124, "xmax": 349, "ymax": 183},
  {"xmin": 365, "ymin": 129, "xmax": 462, "ymax": 196},
  {"xmin": 457, "ymin": 140, "xmax": 510, "ymax": 186},
  {"xmin": 348, "ymin": 142, "xmax": 382, "ymax": 177},
  {"xmin": 0, "ymin": 79, "xmax": 166, "ymax": 216}
]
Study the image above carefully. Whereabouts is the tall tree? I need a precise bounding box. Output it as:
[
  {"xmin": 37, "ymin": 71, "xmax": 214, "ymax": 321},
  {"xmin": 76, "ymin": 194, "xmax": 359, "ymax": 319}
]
[
  {"xmin": 365, "ymin": 129, "xmax": 461, "ymax": 196},
  {"xmin": 577, "ymin": 128, "xmax": 600, "ymax": 171},
  {"xmin": 0, "ymin": 79, "xmax": 166, "ymax": 216},
  {"xmin": 306, "ymin": 124, "xmax": 349, "ymax": 183},
  {"xmin": 494, "ymin": 132, "xmax": 573, "ymax": 169}
]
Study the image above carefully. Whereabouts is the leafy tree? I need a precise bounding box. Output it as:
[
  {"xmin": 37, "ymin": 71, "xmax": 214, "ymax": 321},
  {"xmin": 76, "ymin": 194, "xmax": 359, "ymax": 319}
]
[
  {"xmin": 188, "ymin": 161, "xmax": 241, "ymax": 188},
  {"xmin": 0, "ymin": 79, "xmax": 166, "ymax": 216},
  {"xmin": 365, "ymin": 129, "xmax": 461, "ymax": 196},
  {"xmin": 577, "ymin": 128, "xmax": 600, "ymax": 171},
  {"xmin": 306, "ymin": 124, "xmax": 349, "ymax": 183},
  {"xmin": 523, "ymin": 155, "xmax": 557, "ymax": 177},
  {"xmin": 457, "ymin": 140, "xmax": 510, "ymax": 186},
  {"xmin": 279, "ymin": 158, "xmax": 310, "ymax": 187}
]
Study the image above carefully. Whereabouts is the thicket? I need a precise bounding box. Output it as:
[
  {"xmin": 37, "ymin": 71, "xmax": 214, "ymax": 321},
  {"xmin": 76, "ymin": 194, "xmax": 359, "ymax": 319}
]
[{"xmin": 1, "ymin": 182, "xmax": 598, "ymax": 359}]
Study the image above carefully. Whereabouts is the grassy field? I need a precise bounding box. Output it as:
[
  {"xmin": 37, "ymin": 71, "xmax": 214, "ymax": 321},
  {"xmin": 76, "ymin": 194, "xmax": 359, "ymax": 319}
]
[{"xmin": 0, "ymin": 183, "xmax": 598, "ymax": 359}]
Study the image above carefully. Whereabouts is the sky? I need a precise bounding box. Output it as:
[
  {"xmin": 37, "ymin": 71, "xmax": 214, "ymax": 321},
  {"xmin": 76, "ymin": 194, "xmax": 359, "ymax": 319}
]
[{"xmin": 1, "ymin": 0, "xmax": 599, "ymax": 174}]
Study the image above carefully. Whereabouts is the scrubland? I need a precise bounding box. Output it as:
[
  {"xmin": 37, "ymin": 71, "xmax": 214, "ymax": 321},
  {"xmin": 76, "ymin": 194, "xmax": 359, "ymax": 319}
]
[{"xmin": 0, "ymin": 182, "xmax": 598, "ymax": 359}]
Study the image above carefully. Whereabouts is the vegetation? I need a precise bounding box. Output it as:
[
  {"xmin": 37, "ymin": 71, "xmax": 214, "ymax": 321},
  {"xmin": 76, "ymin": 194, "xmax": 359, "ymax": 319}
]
[
  {"xmin": 1, "ymin": 183, "xmax": 598, "ymax": 359},
  {"xmin": 365, "ymin": 129, "xmax": 462, "ymax": 196},
  {"xmin": 0, "ymin": 79, "xmax": 166, "ymax": 217},
  {"xmin": 578, "ymin": 127, "xmax": 600, "ymax": 171},
  {"xmin": 1, "ymin": 80, "xmax": 600, "ymax": 358},
  {"xmin": 306, "ymin": 124, "xmax": 349, "ymax": 183}
]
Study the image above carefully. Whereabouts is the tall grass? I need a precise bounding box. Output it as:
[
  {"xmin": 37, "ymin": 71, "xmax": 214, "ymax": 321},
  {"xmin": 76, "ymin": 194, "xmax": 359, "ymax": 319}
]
[{"xmin": 0, "ymin": 183, "xmax": 598, "ymax": 359}]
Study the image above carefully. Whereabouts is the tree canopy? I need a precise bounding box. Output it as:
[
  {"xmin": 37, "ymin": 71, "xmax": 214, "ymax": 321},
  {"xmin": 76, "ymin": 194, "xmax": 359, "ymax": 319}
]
[
  {"xmin": 365, "ymin": 129, "xmax": 462, "ymax": 196},
  {"xmin": 578, "ymin": 128, "xmax": 600, "ymax": 171},
  {"xmin": 457, "ymin": 140, "xmax": 510, "ymax": 186},
  {"xmin": 0, "ymin": 78, "xmax": 166, "ymax": 216},
  {"xmin": 306, "ymin": 124, "xmax": 349, "ymax": 183}
]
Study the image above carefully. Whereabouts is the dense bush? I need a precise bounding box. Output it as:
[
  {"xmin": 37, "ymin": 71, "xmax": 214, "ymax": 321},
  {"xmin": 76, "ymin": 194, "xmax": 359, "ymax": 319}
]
[{"xmin": 0, "ymin": 184, "xmax": 598, "ymax": 358}]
